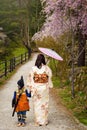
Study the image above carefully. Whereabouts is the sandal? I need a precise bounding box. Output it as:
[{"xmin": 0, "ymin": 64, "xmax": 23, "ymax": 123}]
[
  {"xmin": 17, "ymin": 123, "xmax": 22, "ymax": 127},
  {"xmin": 21, "ymin": 123, "xmax": 26, "ymax": 127}
]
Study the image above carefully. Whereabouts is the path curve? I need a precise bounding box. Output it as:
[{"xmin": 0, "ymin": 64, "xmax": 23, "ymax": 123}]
[{"xmin": 0, "ymin": 53, "xmax": 87, "ymax": 130}]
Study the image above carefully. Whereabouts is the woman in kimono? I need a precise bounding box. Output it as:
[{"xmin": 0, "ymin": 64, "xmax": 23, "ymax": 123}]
[{"xmin": 27, "ymin": 54, "xmax": 53, "ymax": 126}]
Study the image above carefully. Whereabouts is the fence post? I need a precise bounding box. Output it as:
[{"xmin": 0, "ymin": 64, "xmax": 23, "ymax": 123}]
[
  {"xmin": 25, "ymin": 52, "xmax": 26, "ymax": 62},
  {"xmin": 10, "ymin": 59, "xmax": 14, "ymax": 72},
  {"xmin": 21, "ymin": 54, "xmax": 23, "ymax": 64},
  {"xmin": 5, "ymin": 60, "xmax": 7, "ymax": 76},
  {"xmin": 12, "ymin": 58, "xmax": 14, "ymax": 71},
  {"xmin": 10, "ymin": 59, "xmax": 12, "ymax": 72},
  {"xmin": 28, "ymin": 52, "xmax": 30, "ymax": 59},
  {"xmin": 13, "ymin": 57, "xmax": 15, "ymax": 69},
  {"xmin": 0, "ymin": 52, "xmax": 30, "ymax": 79}
]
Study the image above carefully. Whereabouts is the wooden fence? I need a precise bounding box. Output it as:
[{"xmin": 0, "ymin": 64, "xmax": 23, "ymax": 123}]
[{"xmin": 0, "ymin": 52, "xmax": 30, "ymax": 78}]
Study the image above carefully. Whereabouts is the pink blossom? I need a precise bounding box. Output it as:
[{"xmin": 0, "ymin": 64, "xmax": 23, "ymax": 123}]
[{"xmin": 32, "ymin": 0, "xmax": 87, "ymax": 41}]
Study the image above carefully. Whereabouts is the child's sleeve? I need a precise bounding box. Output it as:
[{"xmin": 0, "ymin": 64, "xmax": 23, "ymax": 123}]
[
  {"xmin": 25, "ymin": 89, "xmax": 31, "ymax": 97},
  {"xmin": 12, "ymin": 91, "xmax": 16, "ymax": 108}
]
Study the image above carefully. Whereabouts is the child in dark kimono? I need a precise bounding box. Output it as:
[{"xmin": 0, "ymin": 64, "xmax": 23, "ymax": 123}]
[{"xmin": 12, "ymin": 76, "xmax": 31, "ymax": 127}]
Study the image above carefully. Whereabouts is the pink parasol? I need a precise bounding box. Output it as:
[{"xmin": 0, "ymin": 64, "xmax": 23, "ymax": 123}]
[{"xmin": 38, "ymin": 47, "xmax": 63, "ymax": 61}]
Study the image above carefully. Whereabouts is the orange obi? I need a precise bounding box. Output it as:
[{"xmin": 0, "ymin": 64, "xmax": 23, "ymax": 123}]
[
  {"xmin": 33, "ymin": 72, "xmax": 49, "ymax": 83},
  {"xmin": 15, "ymin": 92, "xmax": 30, "ymax": 112}
]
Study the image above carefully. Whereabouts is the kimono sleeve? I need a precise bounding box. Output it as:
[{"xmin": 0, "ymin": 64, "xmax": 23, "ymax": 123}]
[
  {"xmin": 26, "ymin": 70, "xmax": 32, "ymax": 87},
  {"xmin": 26, "ymin": 69, "xmax": 36, "ymax": 97},
  {"xmin": 26, "ymin": 69, "xmax": 34, "ymax": 92}
]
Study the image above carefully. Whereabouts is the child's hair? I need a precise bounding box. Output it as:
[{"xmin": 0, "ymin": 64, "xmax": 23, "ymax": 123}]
[{"xmin": 17, "ymin": 76, "xmax": 24, "ymax": 89}]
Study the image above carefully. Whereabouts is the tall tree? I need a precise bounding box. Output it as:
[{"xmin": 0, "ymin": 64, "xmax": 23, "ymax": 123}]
[
  {"xmin": 0, "ymin": 0, "xmax": 43, "ymax": 52},
  {"xmin": 32, "ymin": 0, "xmax": 87, "ymax": 66}
]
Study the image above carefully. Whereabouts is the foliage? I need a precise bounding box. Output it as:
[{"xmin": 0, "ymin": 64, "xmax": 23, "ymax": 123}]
[
  {"xmin": 60, "ymin": 86, "xmax": 87, "ymax": 125},
  {"xmin": 74, "ymin": 67, "xmax": 87, "ymax": 96},
  {"xmin": 12, "ymin": 46, "xmax": 27, "ymax": 57},
  {"xmin": 0, "ymin": 39, "xmax": 13, "ymax": 60},
  {"xmin": 52, "ymin": 77, "xmax": 60, "ymax": 88},
  {"xmin": 0, "ymin": 0, "xmax": 20, "ymax": 38},
  {"xmin": 35, "ymin": 36, "xmax": 57, "ymax": 48},
  {"xmin": 0, "ymin": 39, "xmax": 27, "ymax": 61},
  {"xmin": 0, "ymin": 0, "xmax": 44, "ymax": 43},
  {"xmin": 53, "ymin": 76, "xmax": 87, "ymax": 125},
  {"xmin": 0, "ymin": 0, "xmax": 45, "ymax": 59},
  {"xmin": 28, "ymin": 0, "xmax": 45, "ymax": 37}
]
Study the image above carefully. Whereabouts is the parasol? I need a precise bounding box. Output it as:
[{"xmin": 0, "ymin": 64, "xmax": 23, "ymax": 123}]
[{"xmin": 38, "ymin": 47, "xmax": 63, "ymax": 61}]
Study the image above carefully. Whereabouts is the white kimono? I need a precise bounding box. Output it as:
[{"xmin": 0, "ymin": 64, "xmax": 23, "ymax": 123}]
[{"xmin": 27, "ymin": 65, "xmax": 53, "ymax": 125}]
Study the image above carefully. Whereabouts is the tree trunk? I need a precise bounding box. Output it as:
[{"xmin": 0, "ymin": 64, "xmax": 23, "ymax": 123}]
[
  {"xmin": 18, "ymin": 0, "xmax": 31, "ymax": 54},
  {"xmin": 78, "ymin": 34, "xmax": 86, "ymax": 66},
  {"xmin": 28, "ymin": 47, "xmax": 31, "ymax": 55}
]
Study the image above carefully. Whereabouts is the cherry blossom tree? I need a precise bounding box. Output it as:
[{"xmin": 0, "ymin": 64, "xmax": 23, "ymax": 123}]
[
  {"xmin": 32, "ymin": 0, "xmax": 87, "ymax": 40},
  {"xmin": 32, "ymin": 0, "xmax": 87, "ymax": 66},
  {"xmin": 32, "ymin": 0, "xmax": 87, "ymax": 98}
]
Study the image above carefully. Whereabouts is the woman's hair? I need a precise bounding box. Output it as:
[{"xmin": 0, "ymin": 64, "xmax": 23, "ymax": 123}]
[{"xmin": 35, "ymin": 54, "xmax": 46, "ymax": 68}]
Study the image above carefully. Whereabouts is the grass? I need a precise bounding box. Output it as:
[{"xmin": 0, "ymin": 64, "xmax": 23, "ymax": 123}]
[
  {"xmin": 0, "ymin": 40, "xmax": 28, "ymax": 61},
  {"xmin": 74, "ymin": 111, "xmax": 87, "ymax": 125},
  {"xmin": 52, "ymin": 76, "xmax": 60, "ymax": 88},
  {"xmin": 52, "ymin": 76, "xmax": 87, "ymax": 126},
  {"xmin": 12, "ymin": 47, "xmax": 27, "ymax": 57},
  {"xmin": 0, "ymin": 67, "xmax": 17, "ymax": 87}
]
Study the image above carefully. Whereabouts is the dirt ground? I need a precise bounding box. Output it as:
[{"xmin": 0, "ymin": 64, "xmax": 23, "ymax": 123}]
[{"xmin": 0, "ymin": 53, "xmax": 87, "ymax": 130}]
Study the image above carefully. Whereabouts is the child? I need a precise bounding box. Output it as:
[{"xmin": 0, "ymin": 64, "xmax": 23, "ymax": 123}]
[{"xmin": 12, "ymin": 76, "xmax": 31, "ymax": 127}]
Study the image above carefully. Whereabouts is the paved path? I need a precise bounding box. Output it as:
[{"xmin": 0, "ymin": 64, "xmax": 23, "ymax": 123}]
[{"xmin": 0, "ymin": 53, "xmax": 87, "ymax": 130}]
